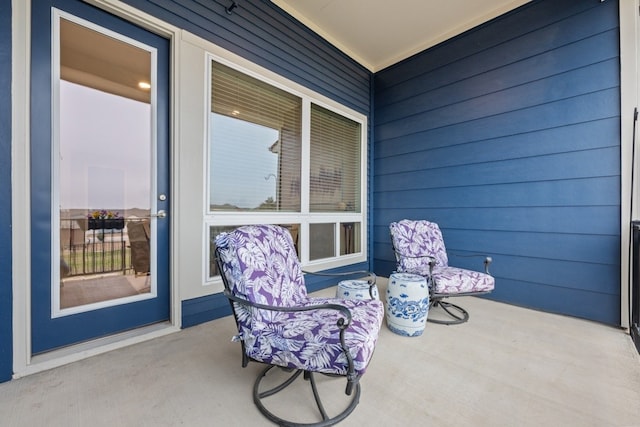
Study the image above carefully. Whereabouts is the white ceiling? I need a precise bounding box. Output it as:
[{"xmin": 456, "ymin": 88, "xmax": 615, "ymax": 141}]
[{"xmin": 271, "ymin": 0, "xmax": 532, "ymax": 72}]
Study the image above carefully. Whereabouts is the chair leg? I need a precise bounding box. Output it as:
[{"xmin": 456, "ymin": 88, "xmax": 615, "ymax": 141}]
[
  {"xmin": 253, "ymin": 365, "xmax": 361, "ymax": 426},
  {"xmin": 428, "ymin": 299, "xmax": 470, "ymax": 325},
  {"xmin": 307, "ymin": 370, "xmax": 329, "ymax": 421}
]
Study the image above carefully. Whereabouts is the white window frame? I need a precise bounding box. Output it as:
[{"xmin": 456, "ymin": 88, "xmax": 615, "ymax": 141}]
[{"xmin": 204, "ymin": 53, "xmax": 368, "ymax": 284}]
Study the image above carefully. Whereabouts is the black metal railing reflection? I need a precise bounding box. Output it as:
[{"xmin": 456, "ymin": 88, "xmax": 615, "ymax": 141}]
[{"xmin": 60, "ymin": 218, "xmax": 142, "ymax": 277}]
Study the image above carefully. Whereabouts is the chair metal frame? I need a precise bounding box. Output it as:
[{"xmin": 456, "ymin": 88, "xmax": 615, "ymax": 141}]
[
  {"xmin": 302, "ymin": 269, "xmax": 378, "ymax": 300},
  {"xmin": 215, "ymin": 247, "xmax": 377, "ymax": 426},
  {"xmin": 389, "ymin": 222, "xmax": 494, "ymax": 325},
  {"xmin": 427, "ymin": 253, "xmax": 492, "ymax": 324}
]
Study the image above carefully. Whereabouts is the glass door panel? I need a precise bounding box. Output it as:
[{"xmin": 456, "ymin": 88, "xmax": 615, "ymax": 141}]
[{"xmin": 57, "ymin": 17, "xmax": 154, "ymax": 314}]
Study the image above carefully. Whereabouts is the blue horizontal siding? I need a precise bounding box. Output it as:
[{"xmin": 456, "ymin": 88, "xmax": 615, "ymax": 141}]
[
  {"xmin": 182, "ymin": 294, "xmax": 231, "ymax": 328},
  {"xmin": 374, "ymin": 241, "xmax": 619, "ymax": 296},
  {"xmin": 376, "ymin": 87, "xmax": 619, "ymax": 144},
  {"xmin": 0, "ymin": 0, "xmax": 11, "ymax": 383},
  {"xmin": 375, "ymin": 117, "xmax": 619, "ymax": 163},
  {"xmin": 375, "ymin": 0, "xmax": 615, "ymax": 92},
  {"xmin": 124, "ymin": 0, "xmax": 371, "ymax": 114},
  {"xmin": 373, "ymin": 0, "xmax": 621, "ymax": 325},
  {"xmin": 488, "ymin": 255, "xmax": 620, "ymax": 295},
  {"xmin": 376, "ymin": 57, "xmax": 619, "ymax": 128},
  {"xmin": 376, "ymin": 147, "xmax": 619, "ymax": 189},
  {"xmin": 376, "ymin": 206, "xmax": 620, "ymax": 235},
  {"xmin": 491, "ymin": 278, "xmax": 619, "ymax": 325},
  {"xmin": 376, "ymin": 30, "xmax": 619, "ymax": 117},
  {"xmin": 375, "ymin": 227, "xmax": 619, "ymax": 266}
]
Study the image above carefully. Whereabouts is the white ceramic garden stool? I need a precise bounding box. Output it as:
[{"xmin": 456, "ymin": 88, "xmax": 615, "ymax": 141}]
[
  {"xmin": 386, "ymin": 272, "xmax": 429, "ymax": 337},
  {"xmin": 336, "ymin": 280, "xmax": 379, "ymax": 300}
]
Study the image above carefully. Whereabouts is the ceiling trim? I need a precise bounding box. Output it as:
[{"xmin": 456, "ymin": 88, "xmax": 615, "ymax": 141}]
[
  {"xmin": 374, "ymin": 0, "xmax": 532, "ymax": 71},
  {"xmin": 271, "ymin": 0, "xmax": 532, "ymax": 72},
  {"xmin": 271, "ymin": 0, "xmax": 375, "ymax": 70}
]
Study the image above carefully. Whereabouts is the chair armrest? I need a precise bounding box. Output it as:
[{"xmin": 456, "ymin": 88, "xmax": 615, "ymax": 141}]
[
  {"xmin": 224, "ymin": 289, "xmax": 353, "ymax": 326},
  {"xmin": 303, "ymin": 269, "xmax": 377, "ymax": 299},
  {"xmin": 224, "ymin": 289, "xmax": 358, "ymax": 384},
  {"xmin": 449, "ymin": 252, "xmax": 493, "ymax": 275}
]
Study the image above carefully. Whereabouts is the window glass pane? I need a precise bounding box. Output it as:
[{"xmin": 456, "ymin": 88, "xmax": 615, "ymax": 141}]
[
  {"xmin": 310, "ymin": 104, "xmax": 361, "ymax": 213},
  {"xmin": 210, "ymin": 61, "xmax": 302, "ymax": 212},
  {"xmin": 309, "ymin": 223, "xmax": 335, "ymax": 260},
  {"xmin": 209, "ymin": 223, "xmax": 299, "ymax": 277},
  {"xmin": 340, "ymin": 222, "xmax": 360, "ymax": 255}
]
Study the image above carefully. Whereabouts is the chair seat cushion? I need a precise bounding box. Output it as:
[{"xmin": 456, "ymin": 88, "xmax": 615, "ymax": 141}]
[
  {"xmin": 432, "ymin": 266, "xmax": 495, "ymax": 294},
  {"xmin": 244, "ymin": 298, "xmax": 384, "ymax": 377}
]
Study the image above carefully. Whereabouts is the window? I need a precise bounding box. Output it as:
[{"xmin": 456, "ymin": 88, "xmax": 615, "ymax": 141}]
[
  {"xmin": 310, "ymin": 104, "xmax": 361, "ymax": 214},
  {"xmin": 206, "ymin": 58, "xmax": 367, "ymax": 279},
  {"xmin": 209, "ymin": 62, "xmax": 301, "ymax": 212}
]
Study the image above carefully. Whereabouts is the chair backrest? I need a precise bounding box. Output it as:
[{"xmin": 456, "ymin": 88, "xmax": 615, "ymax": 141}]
[
  {"xmin": 389, "ymin": 220, "xmax": 449, "ymax": 272},
  {"xmin": 215, "ymin": 224, "xmax": 308, "ymax": 307}
]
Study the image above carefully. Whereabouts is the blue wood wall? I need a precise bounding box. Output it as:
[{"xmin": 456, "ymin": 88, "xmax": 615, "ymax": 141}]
[
  {"xmin": 0, "ymin": 0, "xmax": 13, "ymax": 382},
  {"xmin": 373, "ymin": 0, "xmax": 621, "ymax": 325},
  {"xmin": 120, "ymin": 0, "xmax": 374, "ymax": 327},
  {"xmin": 123, "ymin": 0, "xmax": 371, "ymax": 115}
]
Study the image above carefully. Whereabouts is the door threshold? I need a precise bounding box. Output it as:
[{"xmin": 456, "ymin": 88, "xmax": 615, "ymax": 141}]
[{"xmin": 16, "ymin": 322, "xmax": 179, "ymax": 379}]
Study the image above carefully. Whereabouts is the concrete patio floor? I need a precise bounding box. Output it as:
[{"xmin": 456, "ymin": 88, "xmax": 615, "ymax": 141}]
[{"xmin": 1, "ymin": 280, "xmax": 639, "ymax": 426}]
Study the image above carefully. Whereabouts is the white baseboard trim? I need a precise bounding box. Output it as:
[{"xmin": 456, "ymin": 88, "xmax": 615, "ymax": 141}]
[{"xmin": 13, "ymin": 323, "xmax": 179, "ymax": 379}]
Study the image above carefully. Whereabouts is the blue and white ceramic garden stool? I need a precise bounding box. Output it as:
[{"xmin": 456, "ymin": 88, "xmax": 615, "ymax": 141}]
[
  {"xmin": 336, "ymin": 280, "xmax": 380, "ymax": 300},
  {"xmin": 386, "ymin": 272, "xmax": 429, "ymax": 337}
]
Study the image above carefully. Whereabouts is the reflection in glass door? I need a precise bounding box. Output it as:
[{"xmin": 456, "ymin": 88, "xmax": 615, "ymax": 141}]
[{"xmin": 56, "ymin": 17, "xmax": 155, "ymax": 314}]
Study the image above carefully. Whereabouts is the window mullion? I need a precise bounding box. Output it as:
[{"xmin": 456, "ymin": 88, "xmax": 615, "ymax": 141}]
[
  {"xmin": 300, "ymin": 100, "xmax": 311, "ymax": 263},
  {"xmin": 301, "ymin": 100, "xmax": 311, "ymax": 216}
]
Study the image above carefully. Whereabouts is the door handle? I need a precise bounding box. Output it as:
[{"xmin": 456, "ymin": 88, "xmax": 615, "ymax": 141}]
[{"xmin": 151, "ymin": 210, "xmax": 167, "ymax": 218}]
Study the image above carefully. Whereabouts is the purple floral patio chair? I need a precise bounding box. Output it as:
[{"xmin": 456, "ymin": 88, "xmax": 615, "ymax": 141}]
[
  {"xmin": 215, "ymin": 224, "xmax": 384, "ymax": 426},
  {"xmin": 389, "ymin": 219, "xmax": 495, "ymax": 325}
]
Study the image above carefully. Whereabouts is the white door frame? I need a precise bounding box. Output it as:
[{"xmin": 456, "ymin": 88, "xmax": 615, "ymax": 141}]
[{"xmin": 11, "ymin": 0, "xmax": 182, "ymax": 378}]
